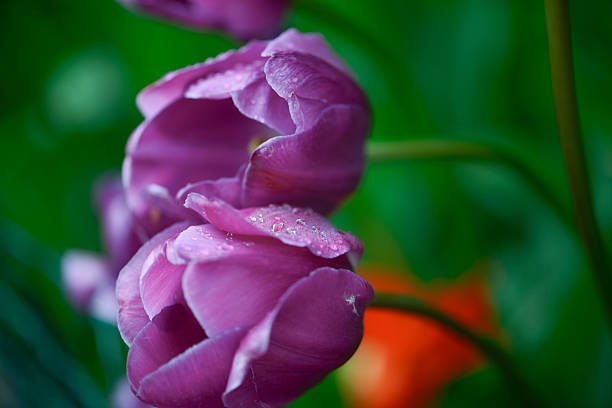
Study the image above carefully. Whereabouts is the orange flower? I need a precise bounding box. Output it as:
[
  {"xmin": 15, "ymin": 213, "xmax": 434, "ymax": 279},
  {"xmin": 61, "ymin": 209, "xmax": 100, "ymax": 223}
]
[{"xmin": 338, "ymin": 266, "xmax": 498, "ymax": 408}]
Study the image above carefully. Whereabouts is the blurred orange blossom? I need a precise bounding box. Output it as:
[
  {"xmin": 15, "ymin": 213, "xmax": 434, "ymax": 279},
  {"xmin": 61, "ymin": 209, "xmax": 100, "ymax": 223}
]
[{"xmin": 338, "ymin": 265, "xmax": 498, "ymax": 408}]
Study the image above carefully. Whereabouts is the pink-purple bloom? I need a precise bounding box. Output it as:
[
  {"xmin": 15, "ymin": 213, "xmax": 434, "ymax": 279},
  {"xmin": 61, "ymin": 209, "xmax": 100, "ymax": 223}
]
[
  {"xmin": 62, "ymin": 177, "xmax": 148, "ymax": 408},
  {"xmin": 116, "ymin": 0, "xmax": 289, "ymax": 40},
  {"xmin": 123, "ymin": 29, "xmax": 370, "ymax": 237},
  {"xmin": 62, "ymin": 176, "xmax": 142, "ymax": 322},
  {"xmin": 117, "ymin": 194, "xmax": 373, "ymax": 407}
]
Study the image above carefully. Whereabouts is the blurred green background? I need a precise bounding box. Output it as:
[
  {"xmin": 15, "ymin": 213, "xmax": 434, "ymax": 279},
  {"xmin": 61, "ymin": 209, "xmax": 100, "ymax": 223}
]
[{"xmin": 1, "ymin": 0, "xmax": 611, "ymax": 406}]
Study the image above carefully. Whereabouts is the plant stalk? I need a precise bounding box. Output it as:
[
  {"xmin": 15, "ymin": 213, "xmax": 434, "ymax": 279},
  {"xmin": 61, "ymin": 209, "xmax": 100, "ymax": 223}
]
[
  {"xmin": 370, "ymin": 292, "xmax": 541, "ymax": 408},
  {"xmin": 544, "ymin": 0, "xmax": 612, "ymax": 328},
  {"xmin": 367, "ymin": 140, "xmax": 570, "ymax": 225}
]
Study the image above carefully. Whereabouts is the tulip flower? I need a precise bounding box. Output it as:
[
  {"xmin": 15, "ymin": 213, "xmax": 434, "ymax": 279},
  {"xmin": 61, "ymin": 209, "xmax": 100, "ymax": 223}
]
[
  {"xmin": 116, "ymin": 0, "xmax": 289, "ymax": 40},
  {"xmin": 117, "ymin": 194, "xmax": 373, "ymax": 407},
  {"xmin": 123, "ymin": 29, "xmax": 370, "ymax": 237},
  {"xmin": 62, "ymin": 176, "xmax": 142, "ymax": 322},
  {"xmin": 338, "ymin": 267, "xmax": 497, "ymax": 408}
]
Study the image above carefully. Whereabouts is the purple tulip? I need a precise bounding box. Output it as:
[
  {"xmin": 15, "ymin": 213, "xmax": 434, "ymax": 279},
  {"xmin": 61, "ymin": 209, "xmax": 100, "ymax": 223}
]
[
  {"xmin": 116, "ymin": 0, "xmax": 289, "ymax": 40},
  {"xmin": 117, "ymin": 194, "xmax": 373, "ymax": 407},
  {"xmin": 123, "ymin": 29, "xmax": 370, "ymax": 237},
  {"xmin": 62, "ymin": 176, "xmax": 143, "ymax": 322}
]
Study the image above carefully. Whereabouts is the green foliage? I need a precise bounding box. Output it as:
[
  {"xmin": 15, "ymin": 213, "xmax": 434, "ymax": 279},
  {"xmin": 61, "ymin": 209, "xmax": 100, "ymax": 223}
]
[{"xmin": 1, "ymin": 0, "xmax": 611, "ymax": 406}]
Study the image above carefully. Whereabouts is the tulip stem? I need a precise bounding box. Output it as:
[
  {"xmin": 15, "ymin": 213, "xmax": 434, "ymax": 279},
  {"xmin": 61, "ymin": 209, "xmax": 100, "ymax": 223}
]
[
  {"xmin": 369, "ymin": 292, "xmax": 541, "ymax": 408},
  {"xmin": 544, "ymin": 0, "xmax": 612, "ymax": 329},
  {"xmin": 367, "ymin": 140, "xmax": 570, "ymax": 226}
]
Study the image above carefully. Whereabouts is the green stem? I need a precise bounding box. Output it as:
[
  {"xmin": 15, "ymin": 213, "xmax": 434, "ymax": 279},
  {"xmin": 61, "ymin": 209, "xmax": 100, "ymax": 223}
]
[
  {"xmin": 370, "ymin": 292, "xmax": 541, "ymax": 408},
  {"xmin": 544, "ymin": 0, "xmax": 612, "ymax": 328},
  {"xmin": 368, "ymin": 140, "xmax": 571, "ymax": 226}
]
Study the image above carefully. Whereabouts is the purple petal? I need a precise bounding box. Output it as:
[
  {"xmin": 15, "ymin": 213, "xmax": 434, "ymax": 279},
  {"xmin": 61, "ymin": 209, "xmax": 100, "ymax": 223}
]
[
  {"xmin": 118, "ymin": 0, "xmax": 222, "ymax": 37},
  {"xmin": 175, "ymin": 165, "xmax": 246, "ymax": 210},
  {"xmin": 231, "ymin": 73, "xmax": 295, "ymax": 135},
  {"xmin": 124, "ymin": 98, "xmax": 271, "ymax": 236},
  {"xmin": 185, "ymin": 194, "xmax": 362, "ymax": 260},
  {"xmin": 90, "ymin": 282, "xmax": 119, "ymax": 324},
  {"xmin": 61, "ymin": 250, "xmax": 110, "ymax": 312},
  {"xmin": 263, "ymin": 51, "xmax": 367, "ymax": 132},
  {"xmin": 171, "ymin": 224, "xmax": 248, "ymax": 264},
  {"xmin": 139, "ymin": 237, "xmax": 187, "ymax": 320},
  {"xmin": 94, "ymin": 175, "xmax": 142, "ymax": 274},
  {"xmin": 243, "ymin": 105, "xmax": 368, "ymax": 214},
  {"xmin": 117, "ymin": 222, "xmax": 189, "ymax": 345},
  {"xmin": 118, "ymin": 0, "xmax": 287, "ymax": 41},
  {"xmin": 223, "ymin": 267, "xmax": 373, "ymax": 407},
  {"xmin": 182, "ymin": 242, "xmax": 348, "ymax": 337},
  {"xmin": 184, "ymin": 194, "xmax": 260, "ymax": 235},
  {"xmin": 185, "ymin": 59, "xmax": 265, "ymax": 100},
  {"xmin": 262, "ymin": 29, "xmax": 349, "ymax": 75},
  {"xmin": 127, "ymin": 304, "xmax": 206, "ymax": 393},
  {"xmin": 213, "ymin": 0, "xmax": 288, "ymax": 40},
  {"xmin": 137, "ymin": 327, "xmax": 247, "ymax": 408},
  {"xmin": 136, "ymin": 41, "xmax": 266, "ymax": 118}
]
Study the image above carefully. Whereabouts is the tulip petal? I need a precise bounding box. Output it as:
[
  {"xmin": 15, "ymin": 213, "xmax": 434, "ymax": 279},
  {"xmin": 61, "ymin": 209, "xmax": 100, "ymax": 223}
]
[
  {"xmin": 118, "ymin": 0, "xmax": 222, "ymax": 39},
  {"xmin": 127, "ymin": 304, "xmax": 206, "ymax": 393},
  {"xmin": 263, "ymin": 28, "xmax": 348, "ymax": 75},
  {"xmin": 184, "ymin": 193, "xmax": 362, "ymax": 260},
  {"xmin": 185, "ymin": 59, "xmax": 265, "ymax": 100},
  {"xmin": 118, "ymin": 0, "xmax": 286, "ymax": 41},
  {"xmin": 117, "ymin": 222, "xmax": 189, "ymax": 345},
  {"xmin": 182, "ymin": 243, "xmax": 346, "ymax": 337},
  {"xmin": 243, "ymin": 104, "xmax": 367, "ymax": 214},
  {"xmin": 231, "ymin": 73, "xmax": 295, "ymax": 135},
  {"xmin": 172, "ymin": 224, "xmax": 277, "ymax": 265},
  {"xmin": 223, "ymin": 267, "xmax": 373, "ymax": 408},
  {"xmin": 62, "ymin": 250, "xmax": 110, "ymax": 312},
  {"xmin": 139, "ymin": 237, "xmax": 187, "ymax": 320},
  {"xmin": 136, "ymin": 41, "xmax": 266, "ymax": 118},
  {"xmin": 175, "ymin": 165, "xmax": 246, "ymax": 210},
  {"xmin": 213, "ymin": 0, "xmax": 287, "ymax": 41},
  {"xmin": 90, "ymin": 282, "xmax": 119, "ymax": 324},
  {"xmin": 124, "ymin": 98, "xmax": 271, "ymax": 235},
  {"xmin": 264, "ymin": 51, "xmax": 366, "ymax": 132},
  {"xmin": 94, "ymin": 175, "xmax": 142, "ymax": 273},
  {"xmin": 138, "ymin": 326, "xmax": 247, "ymax": 408}
]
